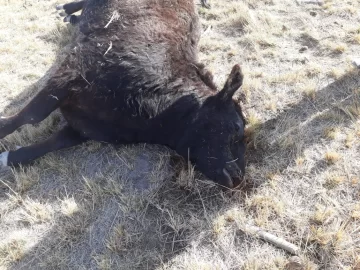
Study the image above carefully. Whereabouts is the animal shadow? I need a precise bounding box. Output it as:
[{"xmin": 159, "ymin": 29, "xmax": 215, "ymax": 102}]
[{"xmin": 247, "ymin": 68, "xmax": 360, "ymax": 180}]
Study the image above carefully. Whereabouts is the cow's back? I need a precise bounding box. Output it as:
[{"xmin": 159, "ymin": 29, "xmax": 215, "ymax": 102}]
[{"xmin": 76, "ymin": 0, "xmax": 201, "ymax": 85}]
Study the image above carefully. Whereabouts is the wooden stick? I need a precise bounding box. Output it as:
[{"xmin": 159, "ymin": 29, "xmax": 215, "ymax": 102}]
[
  {"xmin": 296, "ymin": 0, "xmax": 324, "ymax": 5},
  {"xmin": 242, "ymin": 225, "xmax": 300, "ymax": 255}
]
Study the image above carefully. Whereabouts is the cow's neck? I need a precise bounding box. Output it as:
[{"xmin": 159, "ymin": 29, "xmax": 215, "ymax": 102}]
[{"xmin": 139, "ymin": 80, "xmax": 212, "ymax": 149}]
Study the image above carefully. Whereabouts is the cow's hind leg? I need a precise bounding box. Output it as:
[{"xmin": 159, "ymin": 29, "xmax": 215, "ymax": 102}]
[
  {"xmin": 57, "ymin": 1, "xmax": 86, "ymax": 25},
  {"xmin": 0, "ymin": 125, "xmax": 86, "ymax": 167},
  {"xmin": 0, "ymin": 69, "xmax": 81, "ymax": 139},
  {"xmin": 56, "ymin": 1, "xmax": 85, "ymax": 15}
]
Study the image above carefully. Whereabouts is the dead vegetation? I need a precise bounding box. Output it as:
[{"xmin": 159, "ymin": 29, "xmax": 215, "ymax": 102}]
[{"xmin": 0, "ymin": 0, "xmax": 360, "ymax": 269}]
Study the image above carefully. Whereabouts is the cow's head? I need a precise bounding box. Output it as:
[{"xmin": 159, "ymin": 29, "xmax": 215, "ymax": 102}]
[{"xmin": 177, "ymin": 65, "xmax": 247, "ymax": 189}]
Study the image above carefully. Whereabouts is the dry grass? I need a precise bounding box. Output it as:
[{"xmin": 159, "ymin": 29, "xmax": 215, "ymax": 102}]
[
  {"xmin": 1, "ymin": 0, "xmax": 360, "ymax": 269},
  {"xmin": 324, "ymin": 151, "xmax": 341, "ymax": 165}
]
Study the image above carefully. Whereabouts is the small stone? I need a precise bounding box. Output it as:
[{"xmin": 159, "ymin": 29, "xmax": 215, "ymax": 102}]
[
  {"xmin": 285, "ymin": 256, "xmax": 305, "ymax": 270},
  {"xmin": 299, "ymin": 46, "xmax": 308, "ymax": 53},
  {"xmin": 353, "ymin": 261, "xmax": 360, "ymax": 270},
  {"xmin": 300, "ymin": 58, "xmax": 308, "ymax": 64},
  {"xmin": 310, "ymin": 11, "xmax": 317, "ymax": 16}
]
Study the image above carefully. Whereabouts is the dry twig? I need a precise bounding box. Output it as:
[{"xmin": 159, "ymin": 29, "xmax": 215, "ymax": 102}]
[{"xmin": 241, "ymin": 225, "xmax": 300, "ymax": 255}]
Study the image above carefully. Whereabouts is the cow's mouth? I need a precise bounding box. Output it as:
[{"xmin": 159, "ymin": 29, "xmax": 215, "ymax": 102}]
[{"xmin": 222, "ymin": 168, "xmax": 243, "ymax": 189}]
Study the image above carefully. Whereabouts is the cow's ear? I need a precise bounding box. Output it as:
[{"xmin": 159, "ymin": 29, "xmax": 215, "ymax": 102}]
[{"xmin": 217, "ymin": 64, "xmax": 243, "ymax": 102}]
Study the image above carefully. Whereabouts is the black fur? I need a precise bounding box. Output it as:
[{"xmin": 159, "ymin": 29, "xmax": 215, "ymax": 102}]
[{"xmin": 0, "ymin": 0, "xmax": 246, "ymax": 189}]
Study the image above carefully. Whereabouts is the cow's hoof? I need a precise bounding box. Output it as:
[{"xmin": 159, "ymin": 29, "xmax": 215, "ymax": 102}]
[
  {"xmin": 63, "ymin": 15, "xmax": 79, "ymax": 24},
  {"xmin": 64, "ymin": 15, "xmax": 71, "ymax": 22},
  {"xmin": 56, "ymin": 4, "xmax": 69, "ymax": 18},
  {"xmin": 0, "ymin": 151, "xmax": 9, "ymax": 167},
  {"xmin": 59, "ymin": 11, "xmax": 68, "ymax": 17}
]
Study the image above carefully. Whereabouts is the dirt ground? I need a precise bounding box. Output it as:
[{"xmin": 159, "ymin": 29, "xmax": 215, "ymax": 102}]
[{"xmin": 0, "ymin": 0, "xmax": 360, "ymax": 269}]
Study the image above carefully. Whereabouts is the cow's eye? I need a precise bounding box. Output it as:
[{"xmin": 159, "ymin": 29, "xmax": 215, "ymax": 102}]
[{"xmin": 234, "ymin": 122, "xmax": 243, "ymax": 133}]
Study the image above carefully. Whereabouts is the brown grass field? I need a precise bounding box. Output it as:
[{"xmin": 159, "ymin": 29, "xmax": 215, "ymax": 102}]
[{"xmin": 1, "ymin": 0, "xmax": 360, "ymax": 269}]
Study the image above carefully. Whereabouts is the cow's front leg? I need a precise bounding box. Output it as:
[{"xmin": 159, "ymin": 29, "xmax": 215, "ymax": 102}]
[
  {"xmin": 0, "ymin": 90, "xmax": 64, "ymax": 140},
  {"xmin": 0, "ymin": 62, "xmax": 83, "ymax": 139},
  {"xmin": 0, "ymin": 126, "xmax": 86, "ymax": 167}
]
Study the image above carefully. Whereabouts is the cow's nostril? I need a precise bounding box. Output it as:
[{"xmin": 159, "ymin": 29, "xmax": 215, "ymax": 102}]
[{"xmin": 222, "ymin": 168, "xmax": 234, "ymax": 188}]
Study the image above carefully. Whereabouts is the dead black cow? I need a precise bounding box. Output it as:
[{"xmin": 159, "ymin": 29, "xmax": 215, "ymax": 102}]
[{"xmin": 0, "ymin": 0, "xmax": 247, "ymax": 189}]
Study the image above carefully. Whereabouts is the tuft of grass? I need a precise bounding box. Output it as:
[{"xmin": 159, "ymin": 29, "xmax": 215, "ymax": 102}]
[
  {"xmin": 244, "ymin": 111, "xmax": 262, "ymax": 149},
  {"xmin": 350, "ymin": 177, "xmax": 359, "ymax": 187},
  {"xmin": 333, "ymin": 44, "xmax": 347, "ymax": 54},
  {"xmin": 265, "ymin": 99, "xmax": 277, "ymax": 112},
  {"xmin": 176, "ymin": 163, "xmax": 196, "ymax": 189},
  {"xmin": 321, "ymin": 40, "xmax": 347, "ymax": 55},
  {"xmin": 266, "ymin": 171, "xmax": 279, "ymax": 181},
  {"xmin": 304, "ymin": 65, "xmax": 322, "ymax": 78},
  {"xmin": 345, "ymin": 133, "xmax": 355, "ymax": 148},
  {"xmin": 347, "ymin": 33, "xmax": 360, "ymax": 44},
  {"xmin": 324, "ymin": 127, "xmax": 340, "ymax": 140},
  {"xmin": 295, "ymin": 157, "xmax": 305, "ymax": 166},
  {"xmin": 241, "ymin": 77, "xmax": 263, "ymax": 100},
  {"xmin": 300, "ymin": 83, "xmax": 317, "ymax": 100},
  {"xmin": 246, "ymin": 111, "xmax": 261, "ymax": 127},
  {"xmin": 94, "ymin": 255, "xmax": 112, "ymax": 270},
  {"xmin": 20, "ymin": 199, "xmax": 52, "ymax": 225},
  {"xmin": 12, "ymin": 166, "xmax": 40, "ymax": 193},
  {"xmin": 212, "ymin": 216, "xmax": 227, "ymax": 237},
  {"xmin": 311, "ymin": 205, "xmax": 335, "ymax": 225},
  {"xmin": 0, "ymin": 240, "xmax": 26, "ymax": 267},
  {"xmin": 324, "ymin": 151, "xmax": 341, "ymax": 165},
  {"xmin": 247, "ymin": 195, "xmax": 284, "ymax": 226},
  {"xmin": 279, "ymin": 135, "xmax": 295, "ymax": 150},
  {"xmin": 60, "ymin": 197, "xmax": 80, "ymax": 217},
  {"xmin": 105, "ymin": 224, "xmax": 130, "ymax": 253},
  {"xmin": 324, "ymin": 175, "xmax": 345, "ymax": 189},
  {"xmin": 353, "ymin": 34, "xmax": 360, "ymax": 44},
  {"xmin": 224, "ymin": 208, "xmax": 245, "ymax": 224},
  {"xmin": 351, "ymin": 204, "xmax": 360, "ymax": 220},
  {"xmin": 267, "ymin": 69, "xmax": 305, "ymax": 85},
  {"xmin": 328, "ymin": 67, "xmax": 345, "ymax": 80},
  {"xmin": 225, "ymin": 3, "xmax": 253, "ymax": 32},
  {"xmin": 309, "ymin": 226, "xmax": 333, "ymax": 246}
]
